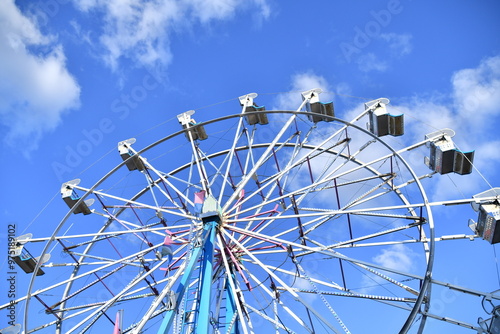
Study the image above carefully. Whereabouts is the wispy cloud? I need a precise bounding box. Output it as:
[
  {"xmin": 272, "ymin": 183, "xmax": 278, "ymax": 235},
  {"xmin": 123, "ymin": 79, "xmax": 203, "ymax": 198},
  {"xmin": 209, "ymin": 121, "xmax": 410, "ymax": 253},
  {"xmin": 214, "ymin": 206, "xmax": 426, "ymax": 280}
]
[
  {"xmin": 273, "ymin": 72, "xmax": 334, "ymax": 110},
  {"xmin": 183, "ymin": 0, "xmax": 271, "ymax": 23},
  {"xmin": 356, "ymin": 52, "xmax": 388, "ymax": 73},
  {"xmin": 73, "ymin": 0, "xmax": 271, "ymax": 71},
  {"xmin": 373, "ymin": 244, "xmax": 416, "ymax": 272},
  {"xmin": 355, "ymin": 33, "xmax": 412, "ymax": 73},
  {"xmin": 0, "ymin": 0, "xmax": 80, "ymax": 153},
  {"xmin": 357, "ymin": 244, "xmax": 417, "ymax": 293},
  {"xmin": 380, "ymin": 33, "xmax": 412, "ymax": 57},
  {"xmin": 452, "ymin": 55, "xmax": 500, "ymax": 126}
]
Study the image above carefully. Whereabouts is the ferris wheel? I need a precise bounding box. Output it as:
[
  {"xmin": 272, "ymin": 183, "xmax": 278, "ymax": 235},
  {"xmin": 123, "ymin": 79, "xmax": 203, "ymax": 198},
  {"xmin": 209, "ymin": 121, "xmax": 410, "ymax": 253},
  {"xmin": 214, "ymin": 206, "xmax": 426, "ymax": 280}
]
[{"xmin": 4, "ymin": 89, "xmax": 500, "ymax": 333}]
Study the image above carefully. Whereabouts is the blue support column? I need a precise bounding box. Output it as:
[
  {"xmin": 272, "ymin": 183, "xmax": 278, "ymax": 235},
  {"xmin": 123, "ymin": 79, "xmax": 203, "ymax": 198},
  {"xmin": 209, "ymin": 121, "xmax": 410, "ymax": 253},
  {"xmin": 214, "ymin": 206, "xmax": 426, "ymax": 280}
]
[
  {"xmin": 157, "ymin": 235, "xmax": 205, "ymax": 333},
  {"xmin": 196, "ymin": 220, "xmax": 217, "ymax": 333},
  {"xmin": 225, "ymin": 273, "xmax": 240, "ymax": 334},
  {"xmin": 157, "ymin": 213, "xmax": 220, "ymax": 334}
]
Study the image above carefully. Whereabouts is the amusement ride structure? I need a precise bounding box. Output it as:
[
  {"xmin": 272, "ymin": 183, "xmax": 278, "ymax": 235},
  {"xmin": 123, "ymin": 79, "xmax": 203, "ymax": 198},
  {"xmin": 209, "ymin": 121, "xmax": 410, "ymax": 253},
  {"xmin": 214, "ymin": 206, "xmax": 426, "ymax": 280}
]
[{"xmin": 2, "ymin": 89, "xmax": 500, "ymax": 333}]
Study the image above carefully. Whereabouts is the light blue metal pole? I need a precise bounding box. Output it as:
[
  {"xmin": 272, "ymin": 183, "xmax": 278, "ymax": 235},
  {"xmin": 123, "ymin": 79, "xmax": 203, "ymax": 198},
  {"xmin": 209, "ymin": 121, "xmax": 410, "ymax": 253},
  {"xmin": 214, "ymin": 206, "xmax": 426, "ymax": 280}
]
[
  {"xmin": 196, "ymin": 219, "xmax": 217, "ymax": 333},
  {"xmin": 225, "ymin": 272, "xmax": 240, "ymax": 334},
  {"xmin": 158, "ymin": 193, "xmax": 221, "ymax": 334},
  {"xmin": 157, "ymin": 223, "xmax": 213, "ymax": 334}
]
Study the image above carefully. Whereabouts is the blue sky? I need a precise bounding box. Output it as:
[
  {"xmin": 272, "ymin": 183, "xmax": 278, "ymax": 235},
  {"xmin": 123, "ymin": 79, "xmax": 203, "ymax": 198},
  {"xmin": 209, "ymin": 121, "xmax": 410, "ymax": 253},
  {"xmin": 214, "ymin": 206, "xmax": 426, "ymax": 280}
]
[{"xmin": 1, "ymin": 0, "xmax": 500, "ymax": 332}]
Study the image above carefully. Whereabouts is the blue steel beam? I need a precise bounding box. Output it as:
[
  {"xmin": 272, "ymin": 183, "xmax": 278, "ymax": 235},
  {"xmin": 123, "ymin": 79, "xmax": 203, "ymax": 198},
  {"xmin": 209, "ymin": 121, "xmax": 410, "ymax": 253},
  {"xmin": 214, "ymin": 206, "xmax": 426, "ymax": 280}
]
[
  {"xmin": 225, "ymin": 272, "xmax": 240, "ymax": 334},
  {"xmin": 157, "ymin": 220, "xmax": 217, "ymax": 334},
  {"xmin": 196, "ymin": 220, "xmax": 217, "ymax": 332}
]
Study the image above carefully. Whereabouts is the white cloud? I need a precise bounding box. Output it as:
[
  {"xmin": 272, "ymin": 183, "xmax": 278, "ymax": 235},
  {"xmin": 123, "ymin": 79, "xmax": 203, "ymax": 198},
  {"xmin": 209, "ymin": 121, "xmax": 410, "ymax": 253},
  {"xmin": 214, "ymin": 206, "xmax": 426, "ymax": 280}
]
[
  {"xmin": 373, "ymin": 244, "xmax": 415, "ymax": 272},
  {"xmin": 274, "ymin": 72, "xmax": 333, "ymax": 110},
  {"xmin": 290, "ymin": 275, "xmax": 318, "ymax": 304},
  {"xmin": 0, "ymin": 0, "xmax": 80, "ymax": 152},
  {"xmin": 400, "ymin": 98, "xmax": 456, "ymax": 143},
  {"xmin": 356, "ymin": 52, "xmax": 388, "ymax": 73},
  {"xmin": 73, "ymin": 0, "xmax": 271, "ymax": 71},
  {"xmin": 353, "ymin": 33, "xmax": 412, "ymax": 72},
  {"xmin": 334, "ymin": 82, "xmax": 353, "ymax": 99},
  {"xmin": 452, "ymin": 55, "xmax": 500, "ymax": 127},
  {"xmin": 357, "ymin": 244, "xmax": 417, "ymax": 293},
  {"xmin": 183, "ymin": 0, "xmax": 270, "ymax": 23},
  {"xmin": 380, "ymin": 33, "xmax": 412, "ymax": 57}
]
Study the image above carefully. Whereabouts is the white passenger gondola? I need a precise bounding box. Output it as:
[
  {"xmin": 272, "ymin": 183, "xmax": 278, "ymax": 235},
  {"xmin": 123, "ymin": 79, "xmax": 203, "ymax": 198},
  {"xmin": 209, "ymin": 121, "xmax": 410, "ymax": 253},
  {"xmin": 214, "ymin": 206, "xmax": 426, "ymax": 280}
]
[
  {"xmin": 118, "ymin": 138, "xmax": 146, "ymax": 171},
  {"xmin": 469, "ymin": 188, "xmax": 500, "ymax": 244},
  {"xmin": 424, "ymin": 129, "xmax": 474, "ymax": 175},
  {"xmin": 11, "ymin": 234, "xmax": 50, "ymax": 276},
  {"xmin": 177, "ymin": 110, "xmax": 208, "ymax": 141},
  {"xmin": 239, "ymin": 93, "xmax": 268, "ymax": 125},
  {"xmin": 365, "ymin": 98, "xmax": 404, "ymax": 137},
  {"xmin": 301, "ymin": 88, "xmax": 334, "ymax": 123},
  {"xmin": 61, "ymin": 179, "xmax": 94, "ymax": 215}
]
